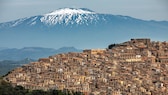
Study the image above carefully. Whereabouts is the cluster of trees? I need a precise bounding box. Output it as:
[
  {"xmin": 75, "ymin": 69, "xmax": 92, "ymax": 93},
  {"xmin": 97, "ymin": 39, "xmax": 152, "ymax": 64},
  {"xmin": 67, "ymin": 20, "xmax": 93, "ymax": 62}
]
[{"xmin": 0, "ymin": 77, "xmax": 83, "ymax": 95}]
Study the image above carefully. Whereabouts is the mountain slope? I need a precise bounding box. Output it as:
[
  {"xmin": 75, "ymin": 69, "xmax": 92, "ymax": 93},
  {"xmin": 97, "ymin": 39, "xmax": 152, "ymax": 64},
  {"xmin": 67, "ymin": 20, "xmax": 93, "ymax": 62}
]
[
  {"xmin": 0, "ymin": 47, "xmax": 82, "ymax": 61},
  {"xmin": 1, "ymin": 8, "xmax": 167, "ymax": 32},
  {"xmin": 0, "ymin": 8, "xmax": 168, "ymax": 49},
  {"xmin": 0, "ymin": 58, "xmax": 36, "ymax": 76}
]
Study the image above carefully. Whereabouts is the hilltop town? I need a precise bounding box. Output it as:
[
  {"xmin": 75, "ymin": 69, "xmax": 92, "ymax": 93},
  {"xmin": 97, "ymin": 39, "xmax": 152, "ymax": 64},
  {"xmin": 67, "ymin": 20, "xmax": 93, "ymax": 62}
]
[{"xmin": 4, "ymin": 39, "xmax": 168, "ymax": 95}]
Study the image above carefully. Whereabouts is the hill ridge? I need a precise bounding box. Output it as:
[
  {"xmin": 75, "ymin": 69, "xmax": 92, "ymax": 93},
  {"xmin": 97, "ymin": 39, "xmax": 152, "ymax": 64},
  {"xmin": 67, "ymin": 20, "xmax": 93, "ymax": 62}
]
[{"xmin": 4, "ymin": 38, "xmax": 168, "ymax": 94}]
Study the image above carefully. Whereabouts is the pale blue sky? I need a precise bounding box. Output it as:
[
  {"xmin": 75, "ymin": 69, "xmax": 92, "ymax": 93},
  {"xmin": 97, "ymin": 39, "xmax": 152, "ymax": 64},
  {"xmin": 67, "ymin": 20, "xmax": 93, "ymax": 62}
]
[{"xmin": 0, "ymin": 0, "xmax": 168, "ymax": 23}]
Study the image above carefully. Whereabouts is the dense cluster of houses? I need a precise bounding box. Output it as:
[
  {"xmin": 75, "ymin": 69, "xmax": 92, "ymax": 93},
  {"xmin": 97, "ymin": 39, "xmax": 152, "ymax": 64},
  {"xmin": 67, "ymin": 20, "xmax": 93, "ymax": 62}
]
[{"xmin": 4, "ymin": 38, "xmax": 168, "ymax": 95}]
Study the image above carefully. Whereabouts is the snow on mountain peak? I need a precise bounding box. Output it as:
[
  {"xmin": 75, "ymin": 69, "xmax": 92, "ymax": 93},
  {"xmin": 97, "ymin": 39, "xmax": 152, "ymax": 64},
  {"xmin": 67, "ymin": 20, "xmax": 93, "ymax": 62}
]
[
  {"xmin": 45, "ymin": 8, "xmax": 95, "ymax": 15},
  {"xmin": 40, "ymin": 8, "xmax": 98, "ymax": 25}
]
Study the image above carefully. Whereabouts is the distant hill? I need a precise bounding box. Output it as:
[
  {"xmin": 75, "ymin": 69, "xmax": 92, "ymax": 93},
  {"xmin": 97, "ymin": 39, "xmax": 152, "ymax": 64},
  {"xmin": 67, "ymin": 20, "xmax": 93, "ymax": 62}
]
[
  {"xmin": 0, "ymin": 8, "xmax": 168, "ymax": 49},
  {"xmin": 0, "ymin": 46, "xmax": 81, "ymax": 76},
  {"xmin": 0, "ymin": 47, "xmax": 82, "ymax": 61},
  {"xmin": 0, "ymin": 58, "xmax": 36, "ymax": 76}
]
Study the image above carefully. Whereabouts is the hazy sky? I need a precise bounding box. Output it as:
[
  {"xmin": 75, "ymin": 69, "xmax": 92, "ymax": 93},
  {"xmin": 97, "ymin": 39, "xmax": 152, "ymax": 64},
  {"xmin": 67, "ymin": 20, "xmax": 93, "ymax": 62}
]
[{"xmin": 0, "ymin": 0, "xmax": 168, "ymax": 23}]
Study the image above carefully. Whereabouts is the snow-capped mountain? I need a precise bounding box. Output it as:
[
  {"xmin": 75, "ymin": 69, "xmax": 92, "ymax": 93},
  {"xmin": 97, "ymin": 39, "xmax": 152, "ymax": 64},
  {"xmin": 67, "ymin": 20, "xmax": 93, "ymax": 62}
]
[
  {"xmin": 0, "ymin": 8, "xmax": 100, "ymax": 29},
  {"xmin": 0, "ymin": 8, "xmax": 168, "ymax": 49},
  {"xmin": 1, "ymin": 8, "xmax": 168, "ymax": 32},
  {"xmin": 41, "ymin": 8, "xmax": 99, "ymax": 25}
]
